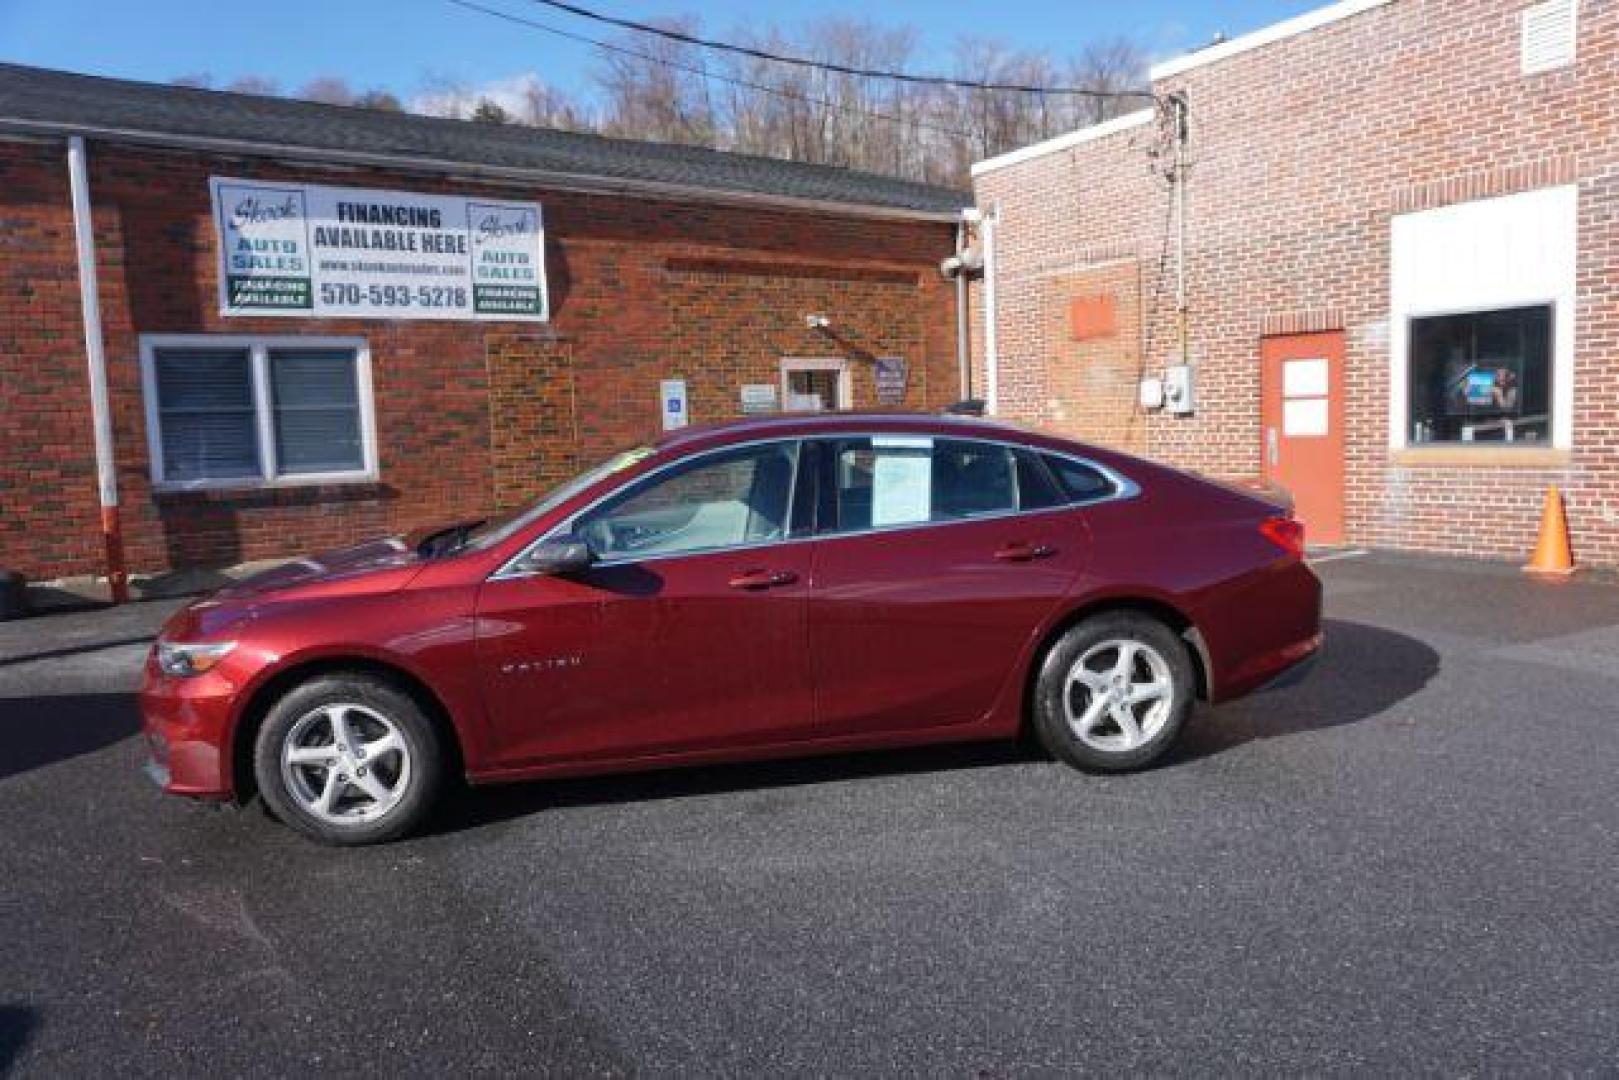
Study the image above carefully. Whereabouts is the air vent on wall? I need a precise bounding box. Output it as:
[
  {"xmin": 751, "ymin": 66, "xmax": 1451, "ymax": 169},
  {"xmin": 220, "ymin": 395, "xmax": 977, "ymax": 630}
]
[{"xmin": 1521, "ymin": 0, "xmax": 1577, "ymax": 74}]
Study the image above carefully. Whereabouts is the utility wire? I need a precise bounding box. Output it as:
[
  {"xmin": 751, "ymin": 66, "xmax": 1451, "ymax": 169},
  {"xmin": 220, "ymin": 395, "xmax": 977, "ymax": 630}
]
[
  {"xmin": 446, "ymin": 0, "xmax": 983, "ymax": 142},
  {"xmin": 525, "ymin": 0, "xmax": 1159, "ymax": 100}
]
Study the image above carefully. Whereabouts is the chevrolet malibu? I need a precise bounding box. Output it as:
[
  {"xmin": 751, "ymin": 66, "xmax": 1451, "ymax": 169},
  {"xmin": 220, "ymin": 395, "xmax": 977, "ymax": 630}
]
[{"xmin": 142, "ymin": 413, "xmax": 1322, "ymax": 845}]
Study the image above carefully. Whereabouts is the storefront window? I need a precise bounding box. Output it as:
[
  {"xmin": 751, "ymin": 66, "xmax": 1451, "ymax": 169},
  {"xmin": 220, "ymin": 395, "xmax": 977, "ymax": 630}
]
[{"xmin": 1407, "ymin": 305, "xmax": 1552, "ymax": 445}]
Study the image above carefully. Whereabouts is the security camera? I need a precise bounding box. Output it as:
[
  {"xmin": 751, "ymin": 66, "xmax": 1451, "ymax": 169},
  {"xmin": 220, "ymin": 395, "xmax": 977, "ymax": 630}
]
[
  {"xmin": 939, "ymin": 246, "xmax": 984, "ymax": 280},
  {"xmin": 805, "ymin": 313, "xmax": 831, "ymax": 330}
]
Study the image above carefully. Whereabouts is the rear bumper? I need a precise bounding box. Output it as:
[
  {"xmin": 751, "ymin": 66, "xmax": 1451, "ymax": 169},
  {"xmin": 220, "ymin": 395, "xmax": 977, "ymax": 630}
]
[
  {"xmin": 139, "ymin": 661, "xmax": 239, "ymax": 800},
  {"xmin": 1203, "ymin": 560, "xmax": 1324, "ymax": 703},
  {"xmin": 1249, "ymin": 631, "xmax": 1323, "ymax": 694}
]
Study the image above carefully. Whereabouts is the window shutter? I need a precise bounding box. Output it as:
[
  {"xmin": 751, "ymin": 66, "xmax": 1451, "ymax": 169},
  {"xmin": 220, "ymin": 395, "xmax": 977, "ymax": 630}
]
[
  {"xmin": 153, "ymin": 348, "xmax": 260, "ymax": 482},
  {"xmin": 1521, "ymin": 0, "xmax": 1577, "ymax": 74},
  {"xmin": 269, "ymin": 348, "xmax": 365, "ymax": 475}
]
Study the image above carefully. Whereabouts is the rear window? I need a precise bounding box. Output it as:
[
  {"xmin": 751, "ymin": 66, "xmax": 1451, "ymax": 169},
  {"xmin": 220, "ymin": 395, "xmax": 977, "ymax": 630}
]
[{"xmin": 1042, "ymin": 454, "xmax": 1118, "ymax": 504}]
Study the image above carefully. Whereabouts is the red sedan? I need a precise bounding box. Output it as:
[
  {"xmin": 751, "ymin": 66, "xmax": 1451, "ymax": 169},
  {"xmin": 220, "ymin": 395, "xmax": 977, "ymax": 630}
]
[{"xmin": 141, "ymin": 413, "xmax": 1321, "ymax": 845}]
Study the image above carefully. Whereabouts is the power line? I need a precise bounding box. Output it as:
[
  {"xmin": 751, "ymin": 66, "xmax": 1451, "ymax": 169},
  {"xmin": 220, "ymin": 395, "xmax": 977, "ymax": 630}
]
[
  {"xmin": 525, "ymin": 0, "xmax": 1158, "ymax": 101},
  {"xmin": 446, "ymin": 0, "xmax": 982, "ymax": 142}
]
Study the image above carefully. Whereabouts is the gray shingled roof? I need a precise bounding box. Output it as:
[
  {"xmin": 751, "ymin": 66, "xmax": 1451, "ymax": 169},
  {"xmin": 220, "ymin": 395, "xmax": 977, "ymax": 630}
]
[{"xmin": 0, "ymin": 63, "xmax": 966, "ymax": 217}]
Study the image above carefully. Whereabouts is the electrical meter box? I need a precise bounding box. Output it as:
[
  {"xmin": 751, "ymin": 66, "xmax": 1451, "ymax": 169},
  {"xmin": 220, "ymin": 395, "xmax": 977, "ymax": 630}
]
[{"xmin": 1164, "ymin": 364, "xmax": 1195, "ymax": 415}]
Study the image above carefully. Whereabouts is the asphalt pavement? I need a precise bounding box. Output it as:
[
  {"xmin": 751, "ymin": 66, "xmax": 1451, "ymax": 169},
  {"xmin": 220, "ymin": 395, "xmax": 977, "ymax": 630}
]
[{"xmin": 1, "ymin": 552, "xmax": 1615, "ymax": 1075}]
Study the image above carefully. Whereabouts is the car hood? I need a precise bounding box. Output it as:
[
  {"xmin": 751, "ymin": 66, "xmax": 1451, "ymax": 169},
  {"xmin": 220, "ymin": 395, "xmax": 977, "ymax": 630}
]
[{"xmin": 213, "ymin": 535, "xmax": 426, "ymax": 602}]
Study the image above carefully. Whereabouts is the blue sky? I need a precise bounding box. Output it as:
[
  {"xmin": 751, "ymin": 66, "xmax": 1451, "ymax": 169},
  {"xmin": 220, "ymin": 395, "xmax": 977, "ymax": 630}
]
[{"xmin": 2, "ymin": 0, "xmax": 1320, "ymax": 106}]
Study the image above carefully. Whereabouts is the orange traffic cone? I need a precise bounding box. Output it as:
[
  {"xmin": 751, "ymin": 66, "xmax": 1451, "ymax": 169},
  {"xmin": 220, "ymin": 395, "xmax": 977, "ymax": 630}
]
[{"xmin": 1523, "ymin": 486, "xmax": 1575, "ymax": 576}]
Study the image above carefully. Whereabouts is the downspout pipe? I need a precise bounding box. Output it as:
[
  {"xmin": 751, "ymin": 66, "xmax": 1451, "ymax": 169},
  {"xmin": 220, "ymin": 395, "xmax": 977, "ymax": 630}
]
[
  {"xmin": 982, "ymin": 203, "xmax": 1000, "ymax": 415},
  {"xmin": 1169, "ymin": 92, "xmax": 1191, "ymax": 371},
  {"xmin": 67, "ymin": 136, "xmax": 128, "ymax": 604},
  {"xmin": 954, "ymin": 216, "xmax": 971, "ymax": 400}
]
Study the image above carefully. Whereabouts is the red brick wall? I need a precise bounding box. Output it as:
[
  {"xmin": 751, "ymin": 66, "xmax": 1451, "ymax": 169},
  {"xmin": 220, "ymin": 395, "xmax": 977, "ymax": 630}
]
[
  {"xmin": 974, "ymin": 0, "xmax": 1619, "ymax": 566},
  {"xmin": 0, "ymin": 138, "xmax": 959, "ymax": 580}
]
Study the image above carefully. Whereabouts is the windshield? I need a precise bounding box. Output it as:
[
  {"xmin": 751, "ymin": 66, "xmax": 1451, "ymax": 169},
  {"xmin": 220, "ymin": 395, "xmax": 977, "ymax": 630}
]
[{"xmin": 461, "ymin": 445, "xmax": 656, "ymax": 551}]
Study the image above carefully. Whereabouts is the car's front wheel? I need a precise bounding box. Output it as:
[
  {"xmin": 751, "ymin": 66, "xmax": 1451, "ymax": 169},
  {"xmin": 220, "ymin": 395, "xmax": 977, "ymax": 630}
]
[
  {"xmin": 1032, "ymin": 612, "xmax": 1194, "ymax": 772},
  {"xmin": 253, "ymin": 673, "xmax": 443, "ymax": 845}
]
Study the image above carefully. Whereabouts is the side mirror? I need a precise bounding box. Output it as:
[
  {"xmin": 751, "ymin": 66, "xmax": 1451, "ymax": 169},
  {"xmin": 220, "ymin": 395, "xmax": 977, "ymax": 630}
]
[{"xmin": 516, "ymin": 535, "xmax": 595, "ymax": 576}]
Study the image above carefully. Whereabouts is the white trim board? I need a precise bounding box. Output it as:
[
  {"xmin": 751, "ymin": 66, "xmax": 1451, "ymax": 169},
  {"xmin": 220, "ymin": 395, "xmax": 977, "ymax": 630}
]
[
  {"xmin": 1150, "ymin": 0, "xmax": 1395, "ymax": 80},
  {"xmin": 971, "ymin": 110, "xmax": 1155, "ymax": 178}
]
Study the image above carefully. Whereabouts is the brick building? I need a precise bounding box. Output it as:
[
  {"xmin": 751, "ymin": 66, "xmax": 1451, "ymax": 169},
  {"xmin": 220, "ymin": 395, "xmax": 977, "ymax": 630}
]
[
  {"xmin": 971, "ymin": 0, "xmax": 1619, "ymax": 565},
  {"xmin": 0, "ymin": 64, "xmax": 966, "ymax": 589}
]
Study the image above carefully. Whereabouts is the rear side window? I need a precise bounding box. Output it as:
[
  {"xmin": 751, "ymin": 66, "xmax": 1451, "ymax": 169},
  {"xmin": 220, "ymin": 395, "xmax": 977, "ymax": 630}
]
[
  {"xmin": 1042, "ymin": 454, "xmax": 1118, "ymax": 504},
  {"xmin": 933, "ymin": 439, "xmax": 1015, "ymax": 520},
  {"xmin": 819, "ymin": 436, "xmax": 1068, "ymax": 534},
  {"xmin": 1013, "ymin": 449, "xmax": 1063, "ymax": 511}
]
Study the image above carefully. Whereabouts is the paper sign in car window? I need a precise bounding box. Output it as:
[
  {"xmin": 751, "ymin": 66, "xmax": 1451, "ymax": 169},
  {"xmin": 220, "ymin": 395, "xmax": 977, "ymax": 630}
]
[{"xmin": 870, "ymin": 437, "xmax": 933, "ymax": 526}]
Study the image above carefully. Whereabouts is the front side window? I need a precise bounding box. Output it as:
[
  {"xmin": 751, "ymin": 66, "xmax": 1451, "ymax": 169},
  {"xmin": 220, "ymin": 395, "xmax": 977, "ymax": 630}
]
[
  {"xmin": 146, "ymin": 338, "xmax": 372, "ymax": 487},
  {"xmin": 1408, "ymin": 305, "xmax": 1553, "ymax": 445},
  {"xmin": 821, "ymin": 437, "xmax": 1060, "ymax": 534},
  {"xmin": 576, "ymin": 442, "xmax": 799, "ymax": 560}
]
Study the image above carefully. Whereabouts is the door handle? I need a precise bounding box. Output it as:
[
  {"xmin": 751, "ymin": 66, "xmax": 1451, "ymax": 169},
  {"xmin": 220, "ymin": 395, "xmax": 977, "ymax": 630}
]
[
  {"xmin": 994, "ymin": 543, "xmax": 1056, "ymax": 563},
  {"xmin": 728, "ymin": 568, "xmax": 799, "ymax": 590},
  {"xmin": 1267, "ymin": 426, "xmax": 1279, "ymax": 468}
]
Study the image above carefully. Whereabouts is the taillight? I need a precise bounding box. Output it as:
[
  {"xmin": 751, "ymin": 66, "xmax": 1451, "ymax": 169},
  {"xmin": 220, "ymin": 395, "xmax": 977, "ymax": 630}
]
[{"xmin": 1259, "ymin": 515, "xmax": 1306, "ymax": 559}]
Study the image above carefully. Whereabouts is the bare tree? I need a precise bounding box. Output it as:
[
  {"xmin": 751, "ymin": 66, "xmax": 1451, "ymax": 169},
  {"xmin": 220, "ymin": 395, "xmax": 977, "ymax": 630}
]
[
  {"xmin": 170, "ymin": 16, "xmax": 1145, "ymax": 186},
  {"xmin": 584, "ymin": 16, "xmax": 1144, "ymax": 186},
  {"xmin": 355, "ymin": 89, "xmax": 405, "ymax": 112},
  {"xmin": 225, "ymin": 75, "xmax": 280, "ymax": 97},
  {"xmin": 595, "ymin": 17, "xmax": 718, "ymax": 147},
  {"xmin": 518, "ymin": 79, "xmax": 590, "ymax": 130},
  {"xmin": 1070, "ymin": 38, "xmax": 1149, "ymax": 125},
  {"xmin": 298, "ymin": 76, "xmax": 357, "ymax": 106}
]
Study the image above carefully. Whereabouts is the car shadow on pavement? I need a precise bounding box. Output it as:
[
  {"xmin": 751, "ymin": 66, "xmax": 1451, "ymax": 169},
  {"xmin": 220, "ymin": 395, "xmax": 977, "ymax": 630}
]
[
  {"xmin": 1168, "ymin": 617, "xmax": 1440, "ymax": 765},
  {"xmin": 0, "ymin": 1005, "xmax": 38, "ymax": 1073},
  {"xmin": 0, "ymin": 694, "xmax": 140, "ymax": 781},
  {"xmin": 427, "ymin": 740, "xmax": 1046, "ymax": 838},
  {"xmin": 428, "ymin": 619, "xmax": 1437, "ymax": 836},
  {"xmin": 0, "ymin": 636, "xmax": 156, "ymax": 670}
]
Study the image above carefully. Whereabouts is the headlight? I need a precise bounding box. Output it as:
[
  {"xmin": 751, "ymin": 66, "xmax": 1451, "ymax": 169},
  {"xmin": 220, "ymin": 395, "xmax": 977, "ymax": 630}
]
[{"xmin": 155, "ymin": 640, "xmax": 237, "ymax": 678}]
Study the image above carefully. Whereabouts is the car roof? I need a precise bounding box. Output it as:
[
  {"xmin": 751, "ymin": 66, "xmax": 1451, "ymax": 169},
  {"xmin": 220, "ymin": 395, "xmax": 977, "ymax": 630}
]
[{"xmin": 653, "ymin": 411, "xmax": 1066, "ymax": 454}]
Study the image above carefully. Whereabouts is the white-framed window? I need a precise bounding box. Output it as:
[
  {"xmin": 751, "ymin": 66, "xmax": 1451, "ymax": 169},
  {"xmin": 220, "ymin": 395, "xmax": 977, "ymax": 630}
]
[
  {"xmin": 780, "ymin": 358, "xmax": 851, "ymax": 412},
  {"xmin": 140, "ymin": 334, "xmax": 377, "ymax": 490},
  {"xmin": 1389, "ymin": 185, "xmax": 1577, "ymax": 452}
]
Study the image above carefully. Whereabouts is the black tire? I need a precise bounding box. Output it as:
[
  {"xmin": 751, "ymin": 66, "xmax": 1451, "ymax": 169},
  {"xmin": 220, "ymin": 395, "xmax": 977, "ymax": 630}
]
[
  {"xmin": 253, "ymin": 673, "xmax": 444, "ymax": 846},
  {"xmin": 1031, "ymin": 612, "xmax": 1195, "ymax": 773}
]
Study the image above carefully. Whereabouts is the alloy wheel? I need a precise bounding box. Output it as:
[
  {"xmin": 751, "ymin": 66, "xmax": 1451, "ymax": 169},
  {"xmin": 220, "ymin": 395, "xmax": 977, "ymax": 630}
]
[
  {"xmin": 280, "ymin": 703, "xmax": 412, "ymax": 826},
  {"xmin": 1063, "ymin": 638, "xmax": 1175, "ymax": 752}
]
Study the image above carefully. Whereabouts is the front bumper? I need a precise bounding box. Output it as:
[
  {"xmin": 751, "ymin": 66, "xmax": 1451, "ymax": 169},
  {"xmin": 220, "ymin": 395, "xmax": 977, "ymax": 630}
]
[{"xmin": 139, "ymin": 658, "xmax": 240, "ymax": 800}]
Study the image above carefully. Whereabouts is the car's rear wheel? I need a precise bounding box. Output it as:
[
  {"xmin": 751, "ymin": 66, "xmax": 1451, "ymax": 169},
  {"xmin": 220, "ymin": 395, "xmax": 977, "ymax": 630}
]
[
  {"xmin": 253, "ymin": 673, "xmax": 443, "ymax": 845},
  {"xmin": 1032, "ymin": 612, "xmax": 1194, "ymax": 772}
]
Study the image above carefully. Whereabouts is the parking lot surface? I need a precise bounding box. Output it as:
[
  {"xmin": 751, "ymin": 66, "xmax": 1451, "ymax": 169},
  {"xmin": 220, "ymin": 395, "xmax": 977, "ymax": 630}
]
[{"xmin": 1, "ymin": 552, "xmax": 1616, "ymax": 1075}]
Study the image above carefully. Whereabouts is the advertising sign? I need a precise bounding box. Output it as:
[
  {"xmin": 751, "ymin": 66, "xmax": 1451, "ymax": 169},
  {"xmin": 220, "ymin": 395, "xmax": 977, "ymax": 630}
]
[
  {"xmin": 210, "ymin": 176, "xmax": 547, "ymax": 321},
  {"xmin": 739, "ymin": 384, "xmax": 778, "ymax": 414},
  {"xmin": 874, "ymin": 356, "xmax": 908, "ymax": 406}
]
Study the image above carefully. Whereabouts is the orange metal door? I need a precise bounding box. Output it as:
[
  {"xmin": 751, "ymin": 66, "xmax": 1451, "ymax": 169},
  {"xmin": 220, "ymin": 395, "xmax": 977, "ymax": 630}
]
[{"xmin": 1260, "ymin": 331, "xmax": 1345, "ymax": 545}]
